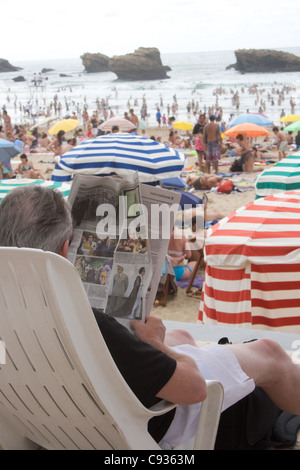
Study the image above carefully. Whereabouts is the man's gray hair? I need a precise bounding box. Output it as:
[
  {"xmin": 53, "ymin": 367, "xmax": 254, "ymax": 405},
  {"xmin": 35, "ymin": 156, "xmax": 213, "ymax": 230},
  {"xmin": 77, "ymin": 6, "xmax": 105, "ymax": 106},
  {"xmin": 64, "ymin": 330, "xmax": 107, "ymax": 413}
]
[{"xmin": 0, "ymin": 185, "xmax": 73, "ymax": 254}]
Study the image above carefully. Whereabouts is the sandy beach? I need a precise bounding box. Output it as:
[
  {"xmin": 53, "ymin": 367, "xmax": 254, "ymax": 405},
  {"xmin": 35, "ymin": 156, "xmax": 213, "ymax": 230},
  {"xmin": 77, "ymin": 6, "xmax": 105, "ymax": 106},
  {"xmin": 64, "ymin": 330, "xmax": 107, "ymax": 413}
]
[
  {"xmin": 4, "ymin": 124, "xmax": 300, "ymax": 452},
  {"xmin": 8, "ymin": 124, "xmax": 277, "ymax": 325}
]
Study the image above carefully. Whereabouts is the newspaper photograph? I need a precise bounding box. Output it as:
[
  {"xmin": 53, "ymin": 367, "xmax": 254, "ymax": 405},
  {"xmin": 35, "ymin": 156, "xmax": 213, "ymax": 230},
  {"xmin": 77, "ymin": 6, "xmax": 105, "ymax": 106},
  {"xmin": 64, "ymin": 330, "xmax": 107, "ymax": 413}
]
[{"xmin": 67, "ymin": 173, "xmax": 153, "ymax": 328}]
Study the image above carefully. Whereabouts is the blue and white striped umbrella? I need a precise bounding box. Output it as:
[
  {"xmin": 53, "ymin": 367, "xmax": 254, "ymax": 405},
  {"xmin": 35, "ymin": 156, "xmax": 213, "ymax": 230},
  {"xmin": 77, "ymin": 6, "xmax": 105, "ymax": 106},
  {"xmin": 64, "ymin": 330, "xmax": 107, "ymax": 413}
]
[
  {"xmin": 0, "ymin": 179, "xmax": 71, "ymax": 202},
  {"xmin": 51, "ymin": 133, "xmax": 186, "ymax": 183}
]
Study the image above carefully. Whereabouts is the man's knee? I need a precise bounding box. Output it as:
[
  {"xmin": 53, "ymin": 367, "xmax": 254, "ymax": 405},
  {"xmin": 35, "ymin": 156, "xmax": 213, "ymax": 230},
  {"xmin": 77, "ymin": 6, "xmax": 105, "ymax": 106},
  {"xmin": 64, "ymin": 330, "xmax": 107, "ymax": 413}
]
[
  {"xmin": 165, "ymin": 329, "xmax": 197, "ymax": 347},
  {"xmin": 254, "ymin": 338, "xmax": 288, "ymax": 366}
]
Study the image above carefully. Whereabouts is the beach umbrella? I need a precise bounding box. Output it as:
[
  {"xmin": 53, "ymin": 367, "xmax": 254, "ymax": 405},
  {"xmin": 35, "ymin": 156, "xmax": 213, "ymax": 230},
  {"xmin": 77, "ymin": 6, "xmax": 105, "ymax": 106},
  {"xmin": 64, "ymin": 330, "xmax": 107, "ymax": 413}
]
[
  {"xmin": 227, "ymin": 113, "xmax": 273, "ymax": 128},
  {"xmin": 0, "ymin": 139, "xmax": 22, "ymax": 163},
  {"xmin": 283, "ymin": 121, "xmax": 300, "ymax": 132},
  {"xmin": 199, "ymin": 189, "xmax": 300, "ymax": 332},
  {"xmin": 255, "ymin": 151, "xmax": 300, "ymax": 198},
  {"xmin": 99, "ymin": 117, "xmax": 136, "ymax": 132},
  {"xmin": 48, "ymin": 119, "xmax": 80, "ymax": 135},
  {"xmin": 224, "ymin": 123, "xmax": 270, "ymax": 138},
  {"xmin": 279, "ymin": 114, "xmax": 300, "ymax": 123},
  {"xmin": 0, "ymin": 179, "xmax": 71, "ymax": 202},
  {"xmin": 51, "ymin": 132, "xmax": 185, "ymax": 183},
  {"xmin": 173, "ymin": 121, "xmax": 194, "ymax": 131},
  {"xmin": 30, "ymin": 116, "xmax": 59, "ymax": 131}
]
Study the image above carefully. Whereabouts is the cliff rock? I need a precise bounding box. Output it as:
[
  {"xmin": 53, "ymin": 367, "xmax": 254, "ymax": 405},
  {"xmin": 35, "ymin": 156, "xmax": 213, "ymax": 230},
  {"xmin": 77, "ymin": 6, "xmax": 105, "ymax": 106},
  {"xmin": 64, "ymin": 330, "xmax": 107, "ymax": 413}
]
[
  {"xmin": 0, "ymin": 58, "xmax": 22, "ymax": 73},
  {"xmin": 108, "ymin": 47, "xmax": 170, "ymax": 80},
  {"xmin": 226, "ymin": 49, "xmax": 300, "ymax": 73},
  {"xmin": 80, "ymin": 47, "xmax": 171, "ymax": 80},
  {"xmin": 80, "ymin": 53, "xmax": 110, "ymax": 73}
]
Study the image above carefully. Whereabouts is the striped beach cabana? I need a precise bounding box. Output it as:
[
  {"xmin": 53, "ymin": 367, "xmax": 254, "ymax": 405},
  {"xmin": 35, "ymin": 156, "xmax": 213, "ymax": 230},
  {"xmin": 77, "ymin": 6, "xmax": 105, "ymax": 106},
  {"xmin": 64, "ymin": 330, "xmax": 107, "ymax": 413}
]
[
  {"xmin": 255, "ymin": 151, "xmax": 300, "ymax": 198},
  {"xmin": 199, "ymin": 190, "xmax": 300, "ymax": 333}
]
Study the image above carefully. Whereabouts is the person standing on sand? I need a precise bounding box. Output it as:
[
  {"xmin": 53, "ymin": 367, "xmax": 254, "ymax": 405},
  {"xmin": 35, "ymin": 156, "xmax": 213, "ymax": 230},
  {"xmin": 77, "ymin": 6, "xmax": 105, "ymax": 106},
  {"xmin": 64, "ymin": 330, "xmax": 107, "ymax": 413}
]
[
  {"xmin": 2, "ymin": 110, "xmax": 13, "ymax": 137},
  {"xmin": 273, "ymin": 126, "xmax": 288, "ymax": 160},
  {"xmin": 156, "ymin": 108, "xmax": 162, "ymax": 128},
  {"xmin": 129, "ymin": 109, "xmax": 139, "ymax": 129},
  {"xmin": 203, "ymin": 114, "xmax": 222, "ymax": 173},
  {"xmin": 49, "ymin": 130, "xmax": 66, "ymax": 156}
]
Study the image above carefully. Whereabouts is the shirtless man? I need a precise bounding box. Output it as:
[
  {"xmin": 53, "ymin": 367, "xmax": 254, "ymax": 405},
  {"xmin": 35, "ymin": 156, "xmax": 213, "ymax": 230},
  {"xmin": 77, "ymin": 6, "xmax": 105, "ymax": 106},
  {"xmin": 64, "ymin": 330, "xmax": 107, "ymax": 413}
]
[
  {"xmin": 129, "ymin": 109, "xmax": 139, "ymax": 129},
  {"xmin": 203, "ymin": 115, "xmax": 222, "ymax": 173},
  {"xmin": 273, "ymin": 126, "xmax": 288, "ymax": 160}
]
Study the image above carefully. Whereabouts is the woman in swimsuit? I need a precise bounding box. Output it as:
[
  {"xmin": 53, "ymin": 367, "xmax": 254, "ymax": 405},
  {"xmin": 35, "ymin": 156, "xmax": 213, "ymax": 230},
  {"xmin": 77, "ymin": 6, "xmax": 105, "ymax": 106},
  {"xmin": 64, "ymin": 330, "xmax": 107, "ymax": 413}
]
[
  {"xmin": 16, "ymin": 154, "xmax": 46, "ymax": 180},
  {"xmin": 49, "ymin": 130, "xmax": 66, "ymax": 156},
  {"xmin": 230, "ymin": 134, "xmax": 259, "ymax": 173},
  {"xmin": 167, "ymin": 229, "xmax": 197, "ymax": 281}
]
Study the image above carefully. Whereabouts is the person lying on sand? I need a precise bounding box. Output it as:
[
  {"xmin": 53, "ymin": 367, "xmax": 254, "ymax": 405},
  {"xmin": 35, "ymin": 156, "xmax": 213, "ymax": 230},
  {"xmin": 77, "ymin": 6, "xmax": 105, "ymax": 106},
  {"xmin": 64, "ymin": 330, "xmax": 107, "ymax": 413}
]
[{"xmin": 186, "ymin": 173, "xmax": 223, "ymax": 190}]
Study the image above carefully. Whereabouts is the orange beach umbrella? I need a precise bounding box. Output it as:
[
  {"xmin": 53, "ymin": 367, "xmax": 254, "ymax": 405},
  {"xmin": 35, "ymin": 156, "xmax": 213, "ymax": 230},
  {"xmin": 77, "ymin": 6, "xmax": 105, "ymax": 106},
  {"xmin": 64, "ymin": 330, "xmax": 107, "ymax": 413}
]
[{"xmin": 224, "ymin": 123, "xmax": 270, "ymax": 138}]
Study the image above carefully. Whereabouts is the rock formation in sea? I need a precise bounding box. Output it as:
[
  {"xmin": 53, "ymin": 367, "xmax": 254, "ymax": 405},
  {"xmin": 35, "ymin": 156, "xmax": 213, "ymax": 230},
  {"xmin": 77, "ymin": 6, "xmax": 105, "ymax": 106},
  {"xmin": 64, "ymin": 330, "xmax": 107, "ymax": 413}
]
[
  {"xmin": 80, "ymin": 53, "xmax": 110, "ymax": 73},
  {"xmin": 226, "ymin": 49, "xmax": 300, "ymax": 73},
  {"xmin": 12, "ymin": 76, "xmax": 26, "ymax": 82},
  {"xmin": 109, "ymin": 48, "xmax": 171, "ymax": 80},
  {"xmin": 0, "ymin": 58, "xmax": 22, "ymax": 73},
  {"xmin": 81, "ymin": 47, "xmax": 171, "ymax": 80}
]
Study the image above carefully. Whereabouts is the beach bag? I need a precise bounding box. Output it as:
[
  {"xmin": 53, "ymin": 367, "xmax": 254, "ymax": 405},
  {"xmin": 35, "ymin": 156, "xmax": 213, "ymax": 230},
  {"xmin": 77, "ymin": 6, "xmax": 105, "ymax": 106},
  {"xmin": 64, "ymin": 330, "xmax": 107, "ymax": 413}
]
[{"xmin": 217, "ymin": 179, "xmax": 234, "ymax": 194}]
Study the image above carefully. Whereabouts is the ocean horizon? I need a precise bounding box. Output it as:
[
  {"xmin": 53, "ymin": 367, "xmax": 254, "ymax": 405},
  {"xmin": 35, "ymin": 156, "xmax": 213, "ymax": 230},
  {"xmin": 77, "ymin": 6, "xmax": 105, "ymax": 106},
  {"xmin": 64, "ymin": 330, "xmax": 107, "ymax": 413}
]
[{"xmin": 1, "ymin": 47, "xmax": 300, "ymax": 127}]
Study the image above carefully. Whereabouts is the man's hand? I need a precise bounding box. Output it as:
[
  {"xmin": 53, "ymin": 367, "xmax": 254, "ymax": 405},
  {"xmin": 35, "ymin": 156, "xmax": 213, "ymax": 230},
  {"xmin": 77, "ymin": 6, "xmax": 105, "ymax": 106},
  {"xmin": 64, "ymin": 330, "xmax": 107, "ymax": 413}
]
[
  {"xmin": 130, "ymin": 315, "xmax": 166, "ymax": 347},
  {"xmin": 131, "ymin": 316, "xmax": 207, "ymax": 405}
]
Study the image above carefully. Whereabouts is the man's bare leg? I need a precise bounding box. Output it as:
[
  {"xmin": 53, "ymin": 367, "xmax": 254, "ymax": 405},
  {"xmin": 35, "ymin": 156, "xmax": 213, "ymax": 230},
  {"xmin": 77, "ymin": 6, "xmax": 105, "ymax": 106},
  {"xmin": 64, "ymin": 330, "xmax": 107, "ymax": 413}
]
[{"xmin": 228, "ymin": 338, "xmax": 300, "ymax": 415}]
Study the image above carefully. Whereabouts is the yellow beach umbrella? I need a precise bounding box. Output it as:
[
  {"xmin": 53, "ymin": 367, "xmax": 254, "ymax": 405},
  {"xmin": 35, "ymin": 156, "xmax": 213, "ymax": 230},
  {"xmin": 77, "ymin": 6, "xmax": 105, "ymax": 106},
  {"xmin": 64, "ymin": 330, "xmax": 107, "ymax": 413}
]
[
  {"xmin": 279, "ymin": 114, "xmax": 300, "ymax": 123},
  {"xmin": 48, "ymin": 119, "xmax": 80, "ymax": 135},
  {"xmin": 173, "ymin": 121, "xmax": 194, "ymax": 131}
]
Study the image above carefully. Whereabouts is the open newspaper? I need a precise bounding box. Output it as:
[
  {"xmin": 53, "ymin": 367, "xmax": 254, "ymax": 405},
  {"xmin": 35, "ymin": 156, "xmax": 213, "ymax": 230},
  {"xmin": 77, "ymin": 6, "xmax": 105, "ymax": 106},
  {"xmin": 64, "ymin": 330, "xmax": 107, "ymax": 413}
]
[{"xmin": 67, "ymin": 173, "xmax": 181, "ymax": 329}]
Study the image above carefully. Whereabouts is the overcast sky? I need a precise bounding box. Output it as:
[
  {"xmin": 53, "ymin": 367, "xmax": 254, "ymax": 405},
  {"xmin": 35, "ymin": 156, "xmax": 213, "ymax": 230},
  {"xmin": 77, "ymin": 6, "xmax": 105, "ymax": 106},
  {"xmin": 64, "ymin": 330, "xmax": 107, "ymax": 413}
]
[{"xmin": 3, "ymin": 0, "xmax": 300, "ymax": 61}]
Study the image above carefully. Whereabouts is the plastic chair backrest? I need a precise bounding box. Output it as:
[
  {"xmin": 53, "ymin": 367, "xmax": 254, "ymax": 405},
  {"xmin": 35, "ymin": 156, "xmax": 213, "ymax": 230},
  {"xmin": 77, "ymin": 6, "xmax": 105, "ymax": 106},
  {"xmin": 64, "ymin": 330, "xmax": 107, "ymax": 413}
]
[{"xmin": 0, "ymin": 247, "xmax": 177, "ymax": 450}]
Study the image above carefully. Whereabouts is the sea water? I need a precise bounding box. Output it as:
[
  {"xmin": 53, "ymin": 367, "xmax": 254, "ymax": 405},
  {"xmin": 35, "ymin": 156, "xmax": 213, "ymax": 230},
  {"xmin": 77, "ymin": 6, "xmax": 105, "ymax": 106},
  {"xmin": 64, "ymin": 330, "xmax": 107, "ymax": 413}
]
[{"xmin": 0, "ymin": 47, "xmax": 300, "ymax": 128}]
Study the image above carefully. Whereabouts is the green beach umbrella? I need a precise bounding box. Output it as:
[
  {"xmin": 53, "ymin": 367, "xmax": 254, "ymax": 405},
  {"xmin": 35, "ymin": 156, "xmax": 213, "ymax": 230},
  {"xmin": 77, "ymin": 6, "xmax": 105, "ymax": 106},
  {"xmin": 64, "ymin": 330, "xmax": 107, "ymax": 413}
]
[
  {"xmin": 255, "ymin": 152, "xmax": 300, "ymax": 198},
  {"xmin": 0, "ymin": 179, "xmax": 71, "ymax": 202},
  {"xmin": 284, "ymin": 121, "xmax": 300, "ymax": 132}
]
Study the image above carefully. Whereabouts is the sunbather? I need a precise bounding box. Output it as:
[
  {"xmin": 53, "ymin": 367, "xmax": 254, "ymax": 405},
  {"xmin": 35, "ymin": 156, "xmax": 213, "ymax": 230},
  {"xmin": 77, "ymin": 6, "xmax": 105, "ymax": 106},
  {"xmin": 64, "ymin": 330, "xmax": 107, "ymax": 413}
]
[
  {"xmin": 186, "ymin": 173, "xmax": 223, "ymax": 190},
  {"xmin": 16, "ymin": 154, "xmax": 46, "ymax": 179},
  {"xmin": 1, "ymin": 185, "xmax": 300, "ymax": 450},
  {"xmin": 167, "ymin": 228, "xmax": 198, "ymax": 281}
]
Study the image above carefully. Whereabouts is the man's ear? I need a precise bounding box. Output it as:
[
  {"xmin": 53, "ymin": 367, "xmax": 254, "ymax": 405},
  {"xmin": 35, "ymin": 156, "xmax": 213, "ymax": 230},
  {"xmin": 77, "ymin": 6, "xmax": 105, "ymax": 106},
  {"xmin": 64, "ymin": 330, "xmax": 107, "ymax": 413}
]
[{"xmin": 59, "ymin": 239, "xmax": 69, "ymax": 259}]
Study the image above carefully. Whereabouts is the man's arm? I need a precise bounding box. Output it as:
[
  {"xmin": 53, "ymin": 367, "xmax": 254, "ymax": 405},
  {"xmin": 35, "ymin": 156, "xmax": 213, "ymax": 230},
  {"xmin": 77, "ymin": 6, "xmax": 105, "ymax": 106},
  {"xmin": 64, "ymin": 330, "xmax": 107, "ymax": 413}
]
[{"xmin": 130, "ymin": 316, "xmax": 207, "ymax": 405}]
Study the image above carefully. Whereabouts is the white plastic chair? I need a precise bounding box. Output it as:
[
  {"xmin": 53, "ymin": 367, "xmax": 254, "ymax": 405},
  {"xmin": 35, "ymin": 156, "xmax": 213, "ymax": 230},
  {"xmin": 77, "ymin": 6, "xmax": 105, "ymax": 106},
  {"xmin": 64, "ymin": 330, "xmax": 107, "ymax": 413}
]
[{"xmin": 0, "ymin": 247, "xmax": 223, "ymax": 450}]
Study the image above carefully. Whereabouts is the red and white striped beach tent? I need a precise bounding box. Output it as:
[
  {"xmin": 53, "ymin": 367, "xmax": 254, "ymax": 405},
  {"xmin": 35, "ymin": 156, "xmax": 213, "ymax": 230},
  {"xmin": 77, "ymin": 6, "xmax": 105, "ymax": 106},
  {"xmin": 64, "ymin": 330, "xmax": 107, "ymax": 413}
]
[{"xmin": 199, "ymin": 190, "xmax": 300, "ymax": 333}]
